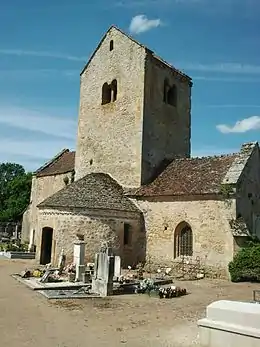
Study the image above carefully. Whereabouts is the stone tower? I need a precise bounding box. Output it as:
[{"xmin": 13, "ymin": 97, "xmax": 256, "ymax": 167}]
[{"xmin": 74, "ymin": 26, "xmax": 192, "ymax": 187}]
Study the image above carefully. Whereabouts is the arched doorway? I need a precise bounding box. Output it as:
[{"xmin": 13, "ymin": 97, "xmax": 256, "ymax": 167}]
[
  {"xmin": 174, "ymin": 222, "xmax": 193, "ymax": 258},
  {"xmin": 40, "ymin": 227, "xmax": 53, "ymax": 265}
]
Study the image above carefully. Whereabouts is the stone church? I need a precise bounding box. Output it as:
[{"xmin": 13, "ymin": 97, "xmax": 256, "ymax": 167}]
[{"xmin": 22, "ymin": 26, "xmax": 260, "ymax": 278}]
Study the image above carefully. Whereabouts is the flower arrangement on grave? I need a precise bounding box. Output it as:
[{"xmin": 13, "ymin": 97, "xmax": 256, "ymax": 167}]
[
  {"xmin": 64, "ymin": 263, "xmax": 76, "ymax": 274},
  {"xmin": 158, "ymin": 286, "xmax": 187, "ymax": 299},
  {"xmin": 136, "ymin": 263, "xmax": 144, "ymax": 280},
  {"xmin": 136, "ymin": 278, "xmax": 157, "ymax": 294},
  {"xmin": 32, "ymin": 269, "xmax": 43, "ymax": 278}
]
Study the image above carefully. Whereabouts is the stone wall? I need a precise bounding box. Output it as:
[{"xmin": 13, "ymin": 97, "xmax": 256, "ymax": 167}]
[
  {"xmin": 22, "ymin": 172, "xmax": 73, "ymax": 244},
  {"xmin": 236, "ymin": 145, "xmax": 260, "ymax": 237},
  {"xmin": 142, "ymin": 54, "xmax": 191, "ymax": 183},
  {"xmin": 135, "ymin": 195, "xmax": 236, "ymax": 278},
  {"xmin": 74, "ymin": 27, "xmax": 146, "ymax": 187},
  {"xmin": 36, "ymin": 208, "xmax": 145, "ymax": 267}
]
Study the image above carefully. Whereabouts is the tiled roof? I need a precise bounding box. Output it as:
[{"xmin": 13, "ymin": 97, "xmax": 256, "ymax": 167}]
[
  {"xmin": 132, "ymin": 154, "xmax": 237, "ymax": 197},
  {"xmin": 35, "ymin": 149, "xmax": 75, "ymax": 177},
  {"xmin": 38, "ymin": 173, "xmax": 140, "ymax": 213}
]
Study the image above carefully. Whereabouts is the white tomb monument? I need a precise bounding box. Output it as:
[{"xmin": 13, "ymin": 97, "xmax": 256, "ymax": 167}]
[{"xmin": 198, "ymin": 300, "xmax": 260, "ymax": 347}]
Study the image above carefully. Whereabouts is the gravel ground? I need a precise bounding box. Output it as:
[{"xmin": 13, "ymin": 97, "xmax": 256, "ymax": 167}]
[{"xmin": 0, "ymin": 258, "xmax": 259, "ymax": 347}]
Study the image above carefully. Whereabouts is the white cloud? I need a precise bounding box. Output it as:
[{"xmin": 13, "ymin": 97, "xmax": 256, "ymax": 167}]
[
  {"xmin": 216, "ymin": 116, "xmax": 260, "ymax": 134},
  {"xmin": 203, "ymin": 104, "xmax": 260, "ymax": 109},
  {"xmin": 0, "ymin": 69, "xmax": 78, "ymax": 79},
  {"xmin": 193, "ymin": 75, "xmax": 260, "ymax": 83},
  {"xmin": 0, "ymin": 106, "xmax": 77, "ymax": 139},
  {"xmin": 0, "ymin": 138, "xmax": 75, "ymax": 172},
  {"xmin": 180, "ymin": 62, "xmax": 260, "ymax": 74},
  {"xmin": 0, "ymin": 139, "xmax": 74, "ymax": 159},
  {"xmin": 129, "ymin": 15, "xmax": 162, "ymax": 34},
  {"xmin": 0, "ymin": 49, "xmax": 85, "ymax": 62},
  {"xmin": 116, "ymin": 0, "xmax": 203, "ymax": 8},
  {"xmin": 0, "ymin": 105, "xmax": 77, "ymax": 170}
]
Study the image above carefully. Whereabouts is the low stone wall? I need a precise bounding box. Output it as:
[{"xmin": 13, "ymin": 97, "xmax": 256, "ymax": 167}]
[
  {"xmin": 144, "ymin": 257, "xmax": 229, "ymax": 280},
  {"xmin": 198, "ymin": 300, "xmax": 260, "ymax": 347}
]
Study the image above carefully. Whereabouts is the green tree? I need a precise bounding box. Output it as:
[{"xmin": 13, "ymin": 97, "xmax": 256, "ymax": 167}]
[{"xmin": 0, "ymin": 163, "xmax": 32, "ymax": 222}]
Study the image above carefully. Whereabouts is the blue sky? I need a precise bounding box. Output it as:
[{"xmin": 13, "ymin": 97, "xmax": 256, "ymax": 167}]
[{"xmin": 0, "ymin": 0, "xmax": 260, "ymax": 172}]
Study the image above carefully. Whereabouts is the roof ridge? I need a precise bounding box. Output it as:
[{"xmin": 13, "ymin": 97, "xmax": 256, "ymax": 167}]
[
  {"xmin": 80, "ymin": 26, "xmax": 191, "ymax": 82},
  {"xmin": 168, "ymin": 152, "xmax": 237, "ymax": 163},
  {"xmin": 191, "ymin": 153, "xmax": 238, "ymax": 160},
  {"xmin": 38, "ymin": 171, "xmax": 140, "ymax": 213},
  {"xmin": 133, "ymin": 151, "xmax": 238, "ymax": 197},
  {"xmin": 34, "ymin": 149, "xmax": 70, "ymax": 174}
]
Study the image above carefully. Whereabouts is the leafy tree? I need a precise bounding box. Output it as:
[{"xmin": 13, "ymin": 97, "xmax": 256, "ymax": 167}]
[{"xmin": 0, "ymin": 163, "xmax": 32, "ymax": 222}]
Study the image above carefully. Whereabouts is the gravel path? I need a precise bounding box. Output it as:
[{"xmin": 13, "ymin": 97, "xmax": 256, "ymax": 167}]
[{"xmin": 0, "ymin": 258, "xmax": 259, "ymax": 347}]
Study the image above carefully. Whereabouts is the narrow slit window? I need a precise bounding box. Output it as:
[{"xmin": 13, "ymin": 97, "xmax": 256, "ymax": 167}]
[
  {"xmin": 110, "ymin": 40, "xmax": 114, "ymax": 51},
  {"xmin": 123, "ymin": 223, "xmax": 131, "ymax": 246}
]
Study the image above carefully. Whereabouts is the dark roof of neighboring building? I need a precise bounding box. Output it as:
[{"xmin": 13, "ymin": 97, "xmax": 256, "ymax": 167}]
[
  {"xmin": 38, "ymin": 173, "xmax": 140, "ymax": 213},
  {"xmin": 35, "ymin": 149, "xmax": 75, "ymax": 177},
  {"xmin": 131, "ymin": 154, "xmax": 237, "ymax": 197},
  {"xmin": 80, "ymin": 26, "xmax": 191, "ymax": 84}
]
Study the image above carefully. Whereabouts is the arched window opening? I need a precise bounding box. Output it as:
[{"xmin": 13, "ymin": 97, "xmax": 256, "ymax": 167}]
[
  {"xmin": 102, "ymin": 82, "xmax": 111, "ymax": 105},
  {"xmin": 111, "ymin": 79, "xmax": 117, "ymax": 102},
  {"xmin": 167, "ymin": 84, "xmax": 177, "ymax": 107},
  {"xmin": 163, "ymin": 78, "xmax": 170, "ymax": 103},
  {"xmin": 110, "ymin": 40, "xmax": 114, "ymax": 51},
  {"xmin": 174, "ymin": 222, "xmax": 193, "ymax": 258}
]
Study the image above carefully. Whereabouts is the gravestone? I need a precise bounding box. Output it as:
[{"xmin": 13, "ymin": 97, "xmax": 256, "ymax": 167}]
[
  {"xmin": 114, "ymin": 256, "xmax": 121, "ymax": 279},
  {"xmin": 28, "ymin": 229, "xmax": 35, "ymax": 252},
  {"xmin": 92, "ymin": 247, "xmax": 115, "ymax": 296},
  {"xmin": 73, "ymin": 235, "xmax": 86, "ymax": 282}
]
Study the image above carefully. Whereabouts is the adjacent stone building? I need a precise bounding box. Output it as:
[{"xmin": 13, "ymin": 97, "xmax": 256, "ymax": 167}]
[
  {"xmin": 22, "ymin": 26, "xmax": 260, "ymax": 278},
  {"xmin": 22, "ymin": 149, "xmax": 75, "ymax": 249},
  {"xmin": 127, "ymin": 142, "xmax": 260, "ymax": 277}
]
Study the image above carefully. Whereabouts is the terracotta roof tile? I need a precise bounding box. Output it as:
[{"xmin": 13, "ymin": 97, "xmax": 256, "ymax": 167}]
[
  {"xmin": 132, "ymin": 154, "xmax": 237, "ymax": 197},
  {"xmin": 35, "ymin": 150, "xmax": 75, "ymax": 177}
]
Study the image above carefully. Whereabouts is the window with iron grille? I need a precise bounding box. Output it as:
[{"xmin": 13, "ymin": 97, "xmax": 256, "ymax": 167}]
[{"xmin": 174, "ymin": 223, "xmax": 193, "ymax": 257}]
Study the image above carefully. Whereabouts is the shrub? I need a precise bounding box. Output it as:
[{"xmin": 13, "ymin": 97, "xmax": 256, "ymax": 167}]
[
  {"xmin": 0, "ymin": 242, "xmax": 29, "ymax": 252},
  {"xmin": 229, "ymin": 242, "xmax": 260, "ymax": 282}
]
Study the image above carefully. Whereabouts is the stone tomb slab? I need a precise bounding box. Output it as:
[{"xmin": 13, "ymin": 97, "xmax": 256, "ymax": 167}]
[
  {"xmin": 11, "ymin": 274, "xmax": 91, "ymax": 291},
  {"xmin": 38, "ymin": 289, "xmax": 101, "ymax": 300}
]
